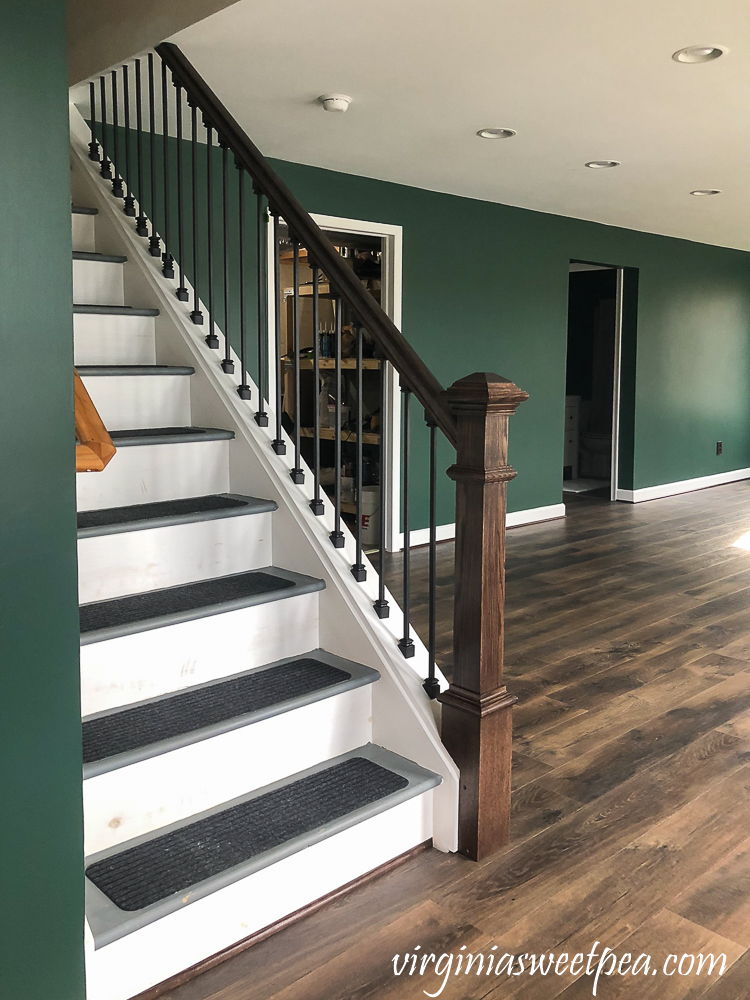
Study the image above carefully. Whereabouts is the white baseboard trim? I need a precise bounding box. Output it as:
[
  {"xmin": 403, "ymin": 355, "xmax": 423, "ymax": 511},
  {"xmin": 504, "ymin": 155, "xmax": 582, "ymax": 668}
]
[
  {"xmin": 396, "ymin": 503, "xmax": 566, "ymax": 549},
  {"xmin": 507, "ymin": 503, "xmax": 567, "ymax": 528},
  {"xmin": 616, "ymin": 467, "xmax": 750, "ymax": 503},
  {"xmin": 396, "ymin": 522, "xmax": 456, "ymax": 549}
]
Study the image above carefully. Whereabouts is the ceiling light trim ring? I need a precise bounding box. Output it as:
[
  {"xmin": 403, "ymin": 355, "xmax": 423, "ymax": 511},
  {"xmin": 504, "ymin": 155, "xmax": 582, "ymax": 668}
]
[
  {"xmin": 672, "ymin": 45, "xmax": 726, "ymax": 64},
  {"xmin": 477, "ymin": 128, "xmax": 517, "ymax": 139}
]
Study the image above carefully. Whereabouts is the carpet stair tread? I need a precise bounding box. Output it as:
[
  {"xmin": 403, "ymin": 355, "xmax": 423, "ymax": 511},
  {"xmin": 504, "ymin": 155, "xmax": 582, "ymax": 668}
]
[
  {"xmin": 82, "ymin": 650, "xmax": 379, "ymax": 774},
  {"xmin": 77, "ymin": 493, "xmax": 276, "ymax": 537},
  {"xmin": 79, "ymin": 566, "xmax": 325, "ymax": 643},
  {"xmin": 85, "ymin": 744, "xmax": 440, "ymax": 946}
]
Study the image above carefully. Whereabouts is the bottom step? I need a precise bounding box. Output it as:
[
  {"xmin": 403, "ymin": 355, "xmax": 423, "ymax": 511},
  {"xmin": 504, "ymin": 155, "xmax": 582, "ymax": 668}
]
[
  {"xmin": 85, "ymin": 785, "xmax": 434, "ymax": 1000},
  {"xmin": 86, "ymin": 744, "xmax": 439, "ymax": 948}
]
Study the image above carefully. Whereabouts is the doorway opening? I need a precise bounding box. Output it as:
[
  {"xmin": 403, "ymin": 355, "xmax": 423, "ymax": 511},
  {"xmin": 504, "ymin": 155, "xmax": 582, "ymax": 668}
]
[
  {"xmin": 563, "ymin": 262, "xmax": 623, "ymax": 501},
  {"xmin": 268, "ymin": 213, "xmax": 403, "ymax": 551}
]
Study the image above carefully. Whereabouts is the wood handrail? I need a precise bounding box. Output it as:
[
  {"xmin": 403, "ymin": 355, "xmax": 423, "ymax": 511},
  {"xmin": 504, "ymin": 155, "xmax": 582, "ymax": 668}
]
[
  {"xmin": 75, "ymin": 370, "xmax": 116, "ymax": 472},
  {"xmin": 156, "ymin": 41, "xmax": 457, "ymax": 448}
]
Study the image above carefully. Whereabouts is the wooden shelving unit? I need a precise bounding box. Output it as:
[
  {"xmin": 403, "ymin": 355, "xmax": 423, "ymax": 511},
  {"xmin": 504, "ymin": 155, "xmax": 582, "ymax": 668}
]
[
  {"xmin": 294, "ymin": 357, "xmax": 381, "ymax": 371},
  {"xmin": 299, "ymin": 426, "xmax": 380, "ymax": 445},
  {"xmin": 283, "ymin": 281, "xmax": 332, "ymax": 298}
]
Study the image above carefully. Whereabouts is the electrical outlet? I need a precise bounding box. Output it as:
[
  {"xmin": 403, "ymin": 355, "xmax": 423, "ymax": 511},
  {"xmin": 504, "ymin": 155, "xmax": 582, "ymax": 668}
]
[{"xmin": 716, "ymin": 441, "xmax": 723, "ymax": 456}]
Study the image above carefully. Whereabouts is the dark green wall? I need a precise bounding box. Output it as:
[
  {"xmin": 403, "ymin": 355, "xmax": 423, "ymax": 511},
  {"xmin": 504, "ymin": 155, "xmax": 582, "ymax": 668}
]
[
  {"xmin": 270, "ymin": 160, "xmax": 750, "ymax": 507},
  {"xmin": 100, "ymin": 119, "xmax": 750, "ymax": 518},
  {"xmin": 0, "ymin": 3, "xmax": 85, "ymax": 998}
]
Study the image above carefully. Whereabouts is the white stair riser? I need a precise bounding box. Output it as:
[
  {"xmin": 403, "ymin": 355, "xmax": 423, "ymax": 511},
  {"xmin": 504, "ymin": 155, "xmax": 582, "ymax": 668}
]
[
  {"xmin": 84, "ymin": 792, "xmax": 432, "ymax": 1000},
  {"xmin": 76, "ymin": 440, "xmax": 231, "ymax": 511},
  {"xmin": 72, "ymin": 214, "xmax": 96, "ymax": 252},
  {"xmin": 73, "ymin": 259, "xmax": 125, "ymax": 306},
  {"xmin": 84, "ymin": 685, "xmax": 373, "ymax": 854},
  {"xmin": 80, "ymin": 592, "xmax": 321, "ymax": 715},
  {"xmin": 80, "ymin": 374, "xmax": 192, "ymax": 431},
  {"xmin": 74, "ymin": 313, "xmax": 156, "ymax": 366},
  {"xmin": 78, "ymin": 512, "xmax": 274, "ymax": 603}
]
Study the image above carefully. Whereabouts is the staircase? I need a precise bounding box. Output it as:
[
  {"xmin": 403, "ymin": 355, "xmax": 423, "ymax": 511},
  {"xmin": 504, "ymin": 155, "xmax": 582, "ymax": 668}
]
[
  {"xmin": 70, "ymin": 41, "xmax": 531, "ymax": 995},
  {"xmin": 70, "ymin": 169, "xmax": 451, "ymax": 999}
]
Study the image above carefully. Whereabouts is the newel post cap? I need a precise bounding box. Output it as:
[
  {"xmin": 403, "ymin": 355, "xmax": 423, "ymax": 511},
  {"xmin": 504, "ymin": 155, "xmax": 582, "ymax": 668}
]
[{"xmin": 443, "ymin": 372, "xmax": 529, "ymax": 414}]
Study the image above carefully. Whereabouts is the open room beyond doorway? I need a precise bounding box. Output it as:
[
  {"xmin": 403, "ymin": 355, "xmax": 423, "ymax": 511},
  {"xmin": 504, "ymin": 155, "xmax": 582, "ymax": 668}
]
[
  {"xmin": 272, "ymin": 214, "xmax": 403, "ymax": 553},
  {"xmin": 564, "ymin": 262, "xmax": 622, "ymax": 502}
]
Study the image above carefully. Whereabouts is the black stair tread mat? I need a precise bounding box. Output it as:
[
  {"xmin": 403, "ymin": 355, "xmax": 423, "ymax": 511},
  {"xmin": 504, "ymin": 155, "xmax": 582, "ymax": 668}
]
[
  {"xmin": 72, "ymin": 205, "xmax": 98, "ymax": 215},
  {"xmin": 73, "ymin": 251, "xmax": 127, "ymax": 263},
  {"xmin": 73, "ymin": 304, "xmax": 160, "ymax": 316},
  {"xmin": 83, "ymin": 657, "xmax": 353, "ymax": 765},
  {"xmin": 109, "ymin": 426, "xmax": 234, "ymax": 446},
  {"xmin": 76, "ymin": 365, "xmax": 195, "ymax": 376},
  {"xmin": 86, "ymin": 756, "xmax": 409, "ymax": 911},
  {"xmin": 79, "ymin": 570, "xmax": 299, "ymax": 635},
  {"xmin": 77, "ymin": 494, "xmax": 273, "ymax": 534}
]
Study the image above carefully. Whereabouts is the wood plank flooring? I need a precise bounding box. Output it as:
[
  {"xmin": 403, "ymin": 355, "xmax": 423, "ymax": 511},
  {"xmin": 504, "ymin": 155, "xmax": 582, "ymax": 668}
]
[{"xmin": 162, "ymin": 483, "xmax": 750, "ymax": 1000}]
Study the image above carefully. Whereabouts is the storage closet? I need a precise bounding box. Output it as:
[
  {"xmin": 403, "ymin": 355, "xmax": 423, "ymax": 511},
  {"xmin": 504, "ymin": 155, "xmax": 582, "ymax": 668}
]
[{"xmin": 278, "ymin": 227, "xmax": 385, "ymax": 544}]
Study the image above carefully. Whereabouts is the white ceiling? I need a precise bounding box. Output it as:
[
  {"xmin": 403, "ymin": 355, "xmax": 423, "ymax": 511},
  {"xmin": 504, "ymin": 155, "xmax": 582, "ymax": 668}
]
[{"xmin": 172, "ymin": 0, "xmax": 750, "ymax": 250}]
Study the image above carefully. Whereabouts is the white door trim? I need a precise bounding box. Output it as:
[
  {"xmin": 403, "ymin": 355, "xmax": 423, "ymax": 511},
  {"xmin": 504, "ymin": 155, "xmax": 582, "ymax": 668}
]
[
  {"xmin": 311, "ymin": 215, "xmax": 403, "ymax": 553},
  {"xmin": 567, "ymin": 261, "xmax": 626, "ymax": 500},
  {"xmin": 271, "ymin": 213, "xmax": 404, "ymax": 553},
  {"xmin": 610, "ymin": 267, "xmax": 625, "ymax": 501}
]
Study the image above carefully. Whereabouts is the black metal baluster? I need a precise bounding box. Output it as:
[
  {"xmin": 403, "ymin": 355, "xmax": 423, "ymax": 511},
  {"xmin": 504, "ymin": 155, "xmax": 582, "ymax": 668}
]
[
  {"xmin": 237, "ymin": 167, "xmax": 251, "ymax": 399},
  {"xmin": 352, "ymin": 327, "xmax": 366, "ymax": 580},
  {"xmin": 310, "ymin": 264, "xmax": 324, "ymax": 514},
  {"xmin": 147, "ymin": 54, "xmax": 161, "ymax": 258},
  {"xmin": 134, "ymin": 60, "xmax": 148, "ymax": 236},
  {"xmin": 110, "ymin": 72, "xmax": 124, "ymax": 197},
  {"xmin": 160, "ymin": 59, "xmax": 174, "ymax": 278},
  {"xmin": 220, "ymin": 142, "xmax": 234, "ymax": 372},
  {"xmin": 173, "ymin": 83, "xmax": 188, "ymax": 300},
  {"xmin": 254, "ymin": 192, "xmax": 269, "ymax": 426},
  {"xmin": 99, "ymin": 76, "xmax": 112, "ymax": 179},
  {"xmin": 88, "ymin": 82, "xmax": 100, "ymax": 162},
  {"xmin": 122, "ymin": 66, "xmax": 136, "ymax": 216},
  {"xmin": 330, "ymin": 298, "xmax": 345, "ymax": 548},
  {"xmin": 374, "ymin": 355, "xmax": 390, "ymax": 618},
  {"xmin": 424, "ymin": 419, "xmax": 440, "ymax": 695},
  {"xmin": 271, "ymin": 211, "xmax": 285, "ymax": 454},
  {"xmin": 204, "ymin": 122, "xmax": 218, "ymax": 348},
  {"xmin": 188, "ymin": 100, "xmax": 203, "ymax": 324},
  {"xmin": 290, "ymin": 238, "xmax": 304, "ymax": 483},
  {"xmin": 399, "ymin": 384, "xmax": 415, "ymax": 657}
]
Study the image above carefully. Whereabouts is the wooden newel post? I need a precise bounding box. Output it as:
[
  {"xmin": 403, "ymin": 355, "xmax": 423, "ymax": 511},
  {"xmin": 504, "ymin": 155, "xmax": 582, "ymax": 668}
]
[{"xmin": 439, "ymin": 372, "xmax": 528, "ymax": 861}]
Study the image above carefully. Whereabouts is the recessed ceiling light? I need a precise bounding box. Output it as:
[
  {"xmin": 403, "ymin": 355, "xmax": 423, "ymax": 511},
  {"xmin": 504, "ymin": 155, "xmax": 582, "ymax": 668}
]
[
  {"xmin": 585, "ymin": 160, "xmax": 620, "ymax": 169},
  {"xmin": 690, "ymin": 188, "xmax": 722, "ymax": 196},
  {"xmin": 672, "ymin": 45, "xmax": 726, "ymax": 63},
  {"xmin": 477, "ymin": 128, "xmax": 517, "ymax": 139}
]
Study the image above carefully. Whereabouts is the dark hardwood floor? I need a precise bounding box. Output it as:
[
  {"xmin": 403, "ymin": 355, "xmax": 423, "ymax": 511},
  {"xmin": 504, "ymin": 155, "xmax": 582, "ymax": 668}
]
[{"xmin": 162, "ymin": 482, "xmax": 750, "ymax": 999}]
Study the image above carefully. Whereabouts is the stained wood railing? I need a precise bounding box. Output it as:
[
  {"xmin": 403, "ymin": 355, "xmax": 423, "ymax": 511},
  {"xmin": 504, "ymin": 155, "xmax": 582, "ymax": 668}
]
[
  {"xmin": 75, "ymin": 370, "xmax": 116, "ymax": 472},
  {"xmin": 87, "ymin": 47, "xmax": 528, "ymax": 859}
]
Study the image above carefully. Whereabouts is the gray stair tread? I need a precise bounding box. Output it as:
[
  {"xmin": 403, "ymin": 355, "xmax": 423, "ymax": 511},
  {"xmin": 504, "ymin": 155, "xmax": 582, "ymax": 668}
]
[
  {"xmin": 72, "ymin": 205, "xmax": 98, "ymax": 215},
  {"xmin": 74, "ymin": 304, "xmax": 160, "ymax": 317},
  {"xmin": 77, "ymin": 365, "xmax": 195, "ymax": 377},
  {"xmin": 77, "ymin": 493, "xmax": 276, "ymax": 538},
  {"xmin": 109, "ymin": 426, "xmax": 235, "ymax": 447},
  {"xmin": 85, "ymin": 744, "xmax": 440, "ymax": 946},
  {"xmin": 73, "ymin": 251, "xmax": 127, "ymax": 263},
  {"xmin": 79, "ymin": 566, "xmax": 325, "ymax": 644},
  {"xmin": 82, "ymin": 650, "xmax": 380, "ymax": 776}
]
